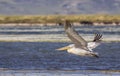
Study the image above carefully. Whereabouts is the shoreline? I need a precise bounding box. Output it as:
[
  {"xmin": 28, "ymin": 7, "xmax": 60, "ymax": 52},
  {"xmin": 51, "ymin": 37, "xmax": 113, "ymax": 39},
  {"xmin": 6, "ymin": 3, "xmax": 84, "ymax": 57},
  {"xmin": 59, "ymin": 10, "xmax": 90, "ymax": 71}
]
[
  {"xmin": 0, "ymin": 34, "xmax": 120, "ymax": 42},
  {"xmin": 0, "ymin": 24, "xmax": 119, "ymax": 42},
  {"xmin": 0, "ymin": 69, "xmax": 120, "ymax": 76},
  {"xmin": 0, "ymin": 22, "xmax": 120, "ymax": 26}
]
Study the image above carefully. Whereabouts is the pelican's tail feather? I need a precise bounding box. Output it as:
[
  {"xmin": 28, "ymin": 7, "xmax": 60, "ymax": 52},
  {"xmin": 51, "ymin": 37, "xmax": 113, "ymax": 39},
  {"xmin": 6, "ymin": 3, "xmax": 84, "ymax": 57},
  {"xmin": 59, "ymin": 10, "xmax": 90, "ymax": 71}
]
[{"xmin": 56, "ymin": 46, "xmax": 70, "ymax": 51}]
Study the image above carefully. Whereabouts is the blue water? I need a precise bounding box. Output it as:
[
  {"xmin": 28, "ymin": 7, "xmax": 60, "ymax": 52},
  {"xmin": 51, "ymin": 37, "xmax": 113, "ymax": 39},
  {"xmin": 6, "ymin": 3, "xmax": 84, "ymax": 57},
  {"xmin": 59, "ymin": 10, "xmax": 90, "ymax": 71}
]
[
  {"xmin": 0, "ymin": 42, "xmax": 120, "ymax": 70},
  {"xmin": 0, "ymin": 25, "xmax": 120, "ymax": 71}
]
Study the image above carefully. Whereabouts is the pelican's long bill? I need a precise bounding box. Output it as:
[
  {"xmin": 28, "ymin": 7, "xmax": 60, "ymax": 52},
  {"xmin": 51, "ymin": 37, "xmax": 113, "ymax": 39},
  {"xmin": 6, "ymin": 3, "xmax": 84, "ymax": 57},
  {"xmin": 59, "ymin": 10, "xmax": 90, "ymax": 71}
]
[{"xmin": 56, "ymin": 45, "xmax": 70, "ymax": 51}]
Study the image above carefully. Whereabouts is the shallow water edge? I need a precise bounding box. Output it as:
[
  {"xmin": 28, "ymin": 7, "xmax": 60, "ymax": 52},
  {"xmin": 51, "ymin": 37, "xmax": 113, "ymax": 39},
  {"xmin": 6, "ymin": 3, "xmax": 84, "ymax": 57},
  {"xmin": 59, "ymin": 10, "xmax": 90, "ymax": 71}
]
[
  {"xmin": 0, "ymin": 69, "xmax": 120, "ymax": 76},
  {"xmin": 0, "ymin": 25, "xmax": 120, "ymax": 42}
]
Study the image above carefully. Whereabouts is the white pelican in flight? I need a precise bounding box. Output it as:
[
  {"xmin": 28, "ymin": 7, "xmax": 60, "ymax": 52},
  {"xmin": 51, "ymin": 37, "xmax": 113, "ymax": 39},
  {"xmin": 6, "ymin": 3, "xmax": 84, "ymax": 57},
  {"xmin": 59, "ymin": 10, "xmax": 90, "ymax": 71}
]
[{"xmin": 57, "ymin": 20, "xmax": 102, "ymax": 58}]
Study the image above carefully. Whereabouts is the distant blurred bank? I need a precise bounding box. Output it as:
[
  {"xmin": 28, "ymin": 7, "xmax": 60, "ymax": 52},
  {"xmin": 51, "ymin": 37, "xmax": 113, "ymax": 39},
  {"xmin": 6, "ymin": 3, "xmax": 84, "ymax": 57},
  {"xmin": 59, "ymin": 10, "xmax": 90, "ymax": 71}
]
[{"xmin": 0, "ymin": 14, "xmax": 120, "ymax": 26}]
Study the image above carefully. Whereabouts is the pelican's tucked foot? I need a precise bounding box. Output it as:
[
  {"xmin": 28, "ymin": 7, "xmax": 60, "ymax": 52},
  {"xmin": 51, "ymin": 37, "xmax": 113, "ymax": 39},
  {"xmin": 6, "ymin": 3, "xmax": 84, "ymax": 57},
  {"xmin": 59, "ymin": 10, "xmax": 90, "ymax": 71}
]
[
  {"xmin": 91, "ymin": 53, "xmax": 99, "ymax": 58},
  {"xmin": 92, "ymin": 54, "xmax": 99, "ymax": 58}
]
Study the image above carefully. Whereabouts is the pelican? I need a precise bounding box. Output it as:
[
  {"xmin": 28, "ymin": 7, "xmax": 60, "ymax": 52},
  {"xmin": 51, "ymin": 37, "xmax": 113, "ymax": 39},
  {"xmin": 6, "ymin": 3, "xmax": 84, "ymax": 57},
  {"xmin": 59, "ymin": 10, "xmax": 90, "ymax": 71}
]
[{"xmin": 56, "ymin": 20, "xmax": 102, "ymax": 58}]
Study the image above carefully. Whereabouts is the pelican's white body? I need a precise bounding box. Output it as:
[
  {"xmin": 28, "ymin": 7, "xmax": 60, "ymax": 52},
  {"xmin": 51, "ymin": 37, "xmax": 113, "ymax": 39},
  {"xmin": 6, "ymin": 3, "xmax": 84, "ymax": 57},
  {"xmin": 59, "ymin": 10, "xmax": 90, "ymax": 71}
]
[
  {"xmin": 66, "ymin": 42, "xmax": 100, "ymax": 56},
  {"xmin": 68, "ymin": 47, "xmax": 89, "ymax": 56}
]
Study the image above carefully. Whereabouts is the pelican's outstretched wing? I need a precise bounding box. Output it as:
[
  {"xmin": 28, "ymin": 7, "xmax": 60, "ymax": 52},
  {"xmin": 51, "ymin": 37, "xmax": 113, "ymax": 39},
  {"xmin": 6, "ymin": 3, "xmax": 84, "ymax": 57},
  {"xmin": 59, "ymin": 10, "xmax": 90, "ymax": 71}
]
[
  {"xmin": 93, "ymin": 33, "xmax": 102, "ymax": 42},
  {"xmin": 64, "ymin": 20, "xmax": 88, "ymax": 50}
]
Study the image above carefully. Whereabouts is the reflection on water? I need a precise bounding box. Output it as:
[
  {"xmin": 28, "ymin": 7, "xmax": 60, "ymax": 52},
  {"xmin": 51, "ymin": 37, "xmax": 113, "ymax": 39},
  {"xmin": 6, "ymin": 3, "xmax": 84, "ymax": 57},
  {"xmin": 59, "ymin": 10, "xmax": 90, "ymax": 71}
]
[
  {"xmin": 0, "ymin": 25, "xmax": 120, "ymax": 42},
  {"xmin": 0, "ymin": 42, "xmax": 120, "ymax": 70},
  {"xmin": 0, "ymin": 25, "xmax": 120, "ymax": 35}
]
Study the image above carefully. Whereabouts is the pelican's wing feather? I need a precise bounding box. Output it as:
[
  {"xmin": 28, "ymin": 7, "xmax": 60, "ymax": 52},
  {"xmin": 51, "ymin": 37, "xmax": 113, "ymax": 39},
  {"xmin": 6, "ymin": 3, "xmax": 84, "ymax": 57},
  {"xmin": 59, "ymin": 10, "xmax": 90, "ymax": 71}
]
[
  {"xmin": 64, "ymin": 20, "xmax": 88, "ymax": 50},
  {"xmin": 93, "ymin": 33, "xmax": 102, "ymax": 42}
]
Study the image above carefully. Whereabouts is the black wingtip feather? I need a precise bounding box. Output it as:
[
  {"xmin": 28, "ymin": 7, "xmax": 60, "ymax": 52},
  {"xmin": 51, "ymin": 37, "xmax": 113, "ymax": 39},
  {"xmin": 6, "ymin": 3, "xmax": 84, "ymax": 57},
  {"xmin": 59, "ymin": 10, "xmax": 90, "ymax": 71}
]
[{"xmin": 93, "ymin": 33, "xmax": 102, "ymax": 42}]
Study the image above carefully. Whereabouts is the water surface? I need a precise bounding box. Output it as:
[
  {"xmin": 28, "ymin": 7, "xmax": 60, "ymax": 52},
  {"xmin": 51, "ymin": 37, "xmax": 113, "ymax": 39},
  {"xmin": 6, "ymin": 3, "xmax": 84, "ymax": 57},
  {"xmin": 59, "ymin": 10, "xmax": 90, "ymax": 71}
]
[
  {"xmin": 0, "ymin": 42, "xmax": 120, "ymax": 70},
  {"xmin": 0, "ymin": 25, "xmax": 120, "ymax": 75},
  {"xmin": 0, "ymin": 25, "xmax": 120, "ymax": 42}
]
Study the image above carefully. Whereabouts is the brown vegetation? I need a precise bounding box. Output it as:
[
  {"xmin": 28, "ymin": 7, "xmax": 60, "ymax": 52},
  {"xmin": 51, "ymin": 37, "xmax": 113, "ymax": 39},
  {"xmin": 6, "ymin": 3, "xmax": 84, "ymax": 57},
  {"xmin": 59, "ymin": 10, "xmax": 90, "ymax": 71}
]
[{"xmin": 0, "ymin": 14, "xmax": 120, "ymax": 26}]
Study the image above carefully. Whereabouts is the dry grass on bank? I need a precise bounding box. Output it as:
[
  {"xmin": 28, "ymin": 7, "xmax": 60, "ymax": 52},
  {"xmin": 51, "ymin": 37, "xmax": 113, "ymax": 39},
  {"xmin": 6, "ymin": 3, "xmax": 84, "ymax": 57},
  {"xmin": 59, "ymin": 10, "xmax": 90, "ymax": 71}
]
[{"xmin": 0, "ymin": 14, "xmax": 120, "ymax": 25}]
